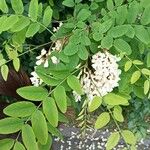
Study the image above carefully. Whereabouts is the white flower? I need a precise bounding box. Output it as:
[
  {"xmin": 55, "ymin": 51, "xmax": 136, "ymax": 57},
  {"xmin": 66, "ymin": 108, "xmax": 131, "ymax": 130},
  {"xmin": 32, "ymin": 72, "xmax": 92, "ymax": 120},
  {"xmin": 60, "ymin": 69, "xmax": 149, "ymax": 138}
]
[
  {"xmin": 73, "ymin": 91, "xmax": 81, "ymax": 102},
  {"xmin": 30, "ymin": 71, "xmax": 43, "ymax": 86},
  {"xmin": 36, "ymin": 48, "xmax": 50, "ymax": 68},
  {"xmin": 52, "ymin": 40, "xmax": 63, "ymax": 51},
  {"xmin": 81, "ymin": 51, "xmax": 121, "ymax": 101},
  {"xmin": 51, "ymin": 56, "xmax": 60, "ymax": 64}
]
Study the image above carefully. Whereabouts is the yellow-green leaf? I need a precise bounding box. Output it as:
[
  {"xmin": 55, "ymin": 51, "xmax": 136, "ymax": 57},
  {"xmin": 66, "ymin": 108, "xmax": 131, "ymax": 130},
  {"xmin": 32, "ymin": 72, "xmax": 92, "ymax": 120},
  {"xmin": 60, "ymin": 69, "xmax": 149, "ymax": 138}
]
[
  {"xmin": 103, "ymin": 93, "xmax": 128, "ymax": 106},
  {"xmin": 88, "ymin": 96, "xmax": 102, "ymax": 112},
  {"xmin": 95, "ymin": 112, "xmax": 110, "ymax": 129},
  {"xmin": 43, "ymin": 97, "xmax": 58, "ymax": 127},
  {"xmin": 26, "ymin": 23, "xmax": 40, "ymax": 37},
  {"xmin": 0, "ymin": 0, "xmax": 8, "ymax": 13},
  {"xmin": 0, "ymin": 139, "xmax": 14, "ymax": 150},
  {"xmin": 131, "ymin": 71, "xmax": 141, "ymax": 84},
  {"xmin": 1, "ymin": 64, "xmax": 9, "ymax": 81},
  {"xmin": 106, "ymin": 132, "xmax": 120, "ymax": 150},
  {"xmin": 124, "ymin": 61, "xmax": 132, "ymax": 72},
  {"xmin": 67, "ymin": 75, "xmax": 83, "ymax": 95},
  {"xmin": 13, "ymin": 58, "xmax": 20, "ymax": 72},
  {"xmin": 113, "ymin": 106, "xmax": 124, "ymax": 122},
  {"xmin": 28, "ymin": 0, "xmax": 39, "ymax": 21},
  {"xmin": 11, "ymin": 0, "xmax": 24, "ymax": 14},
  {"xmin": 122, "ymin": 130, "xmax": 136, "ymax": 145},
  {"xmin": 133, "ymin": 60, "xmax": 143, "ymax": 65},
  {"xmin": 144, "ymin": 80, "xmax": 150, "ymax": 95},
  {"xmin": 54, "ymin": 86, "xmax": 67, "ymax": 113},
  {"xmin": 31, "ymin": 110, "xmax": 48, "ymax": 145},
  {"xmin": 13, "ymin": 141, "xmax": 25, "ymax": 150},
  {"xmin": 22, "ymin": 124, "xmax": 38, "ymax": 150},
  {"xmin": 141, "ymin": 68, "xmax": 150, "ymax": 76}
]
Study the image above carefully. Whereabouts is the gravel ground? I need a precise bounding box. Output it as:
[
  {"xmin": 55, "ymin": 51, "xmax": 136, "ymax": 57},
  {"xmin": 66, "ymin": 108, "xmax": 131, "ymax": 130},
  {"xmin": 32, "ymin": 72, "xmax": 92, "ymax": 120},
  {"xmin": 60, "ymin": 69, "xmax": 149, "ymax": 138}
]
[{"xmin": 52, "ymin": 125, "xmax": 150, "ymax": 150}]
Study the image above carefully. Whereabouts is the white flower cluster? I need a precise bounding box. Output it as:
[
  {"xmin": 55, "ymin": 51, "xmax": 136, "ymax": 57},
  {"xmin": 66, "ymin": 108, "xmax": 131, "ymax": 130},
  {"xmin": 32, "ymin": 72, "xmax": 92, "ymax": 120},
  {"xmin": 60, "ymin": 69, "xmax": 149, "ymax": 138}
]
[
  {"xmin": 80, "ymin": 51, "xmax": 121, "ymax": 101},
  {"xmin": 73, "ymin": 91, "xmax": 82, "ymax": 102}
]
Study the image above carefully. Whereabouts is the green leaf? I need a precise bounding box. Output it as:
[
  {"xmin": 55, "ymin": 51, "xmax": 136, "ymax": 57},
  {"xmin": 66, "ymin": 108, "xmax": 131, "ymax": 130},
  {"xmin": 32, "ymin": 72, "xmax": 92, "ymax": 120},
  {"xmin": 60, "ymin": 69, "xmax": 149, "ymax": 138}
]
[
  {"xmin": 13, "ymin": 57, "xmax": 20, "ymax": 72},
  {"xmin": 77, "ymin": 9, "xmax": 91, "ymax": 21},
  {"xmin": 0, "ymin": 0, "xmax": 8, "ymax": 13},
  {"xmin": 22, "ymin": 124, "xmax": 38, "ymax": 150},
  {"xmin": 147, "ymin": 52, "xmax": 150, "ymax": 67},
  {"xmin": 130, "ymin": 71, "xmax": 141, "ymax": 84},
  {"xmin": 36, "ymin": 71, "xmax": 61, "ymax": 86},
  {"xmin": 43, "ymin": 6, "xmax": 53, "ymax": 27},
  {"xmin": 141, "ymin": 5, "xmax": 150, "ymax": 25},
  {"xmin": 109, "ymin": 25, "xmax": 128, "ymax": 38},
  {"xmin": 47, "ymin": 123, "xmax": 63, "ymax": 140},
  {"xmin": 17, "ymin": 86, "xmax": 48, "ymax": 101},
  {"xmin": 1, "ymin": 64, "xmax": 9, "ymax": 81},
  {"xmin": 127, "ymin": 1, "xmax": 139, "ymax": 23},
  {"xmin": 38, "ymin": 135, "xmax": 52, "ymax": 150},
  {"xmin": 134, "ymin": 25, "xmax": 150, "ymax": 45},
  {"xmin": 28, "ymin": 0, "xmax": 39, "ymax": 21},
  {"xmin": 106, "ymin": 132, "xmax": 120, "ymax": 150},
  {"xmin": 125, "ymin": 25, "xmax": 135, "ymax": 38},
  {"xmin": 77, "ymin": 45, "xmax": 89, "ymax": 60},
  {"xmin": 67, "ymin": 75, "xmax": 83, "ymax": 95},
  {"xmin": 3, "ymin": 101, "xmax": 36, "ymax": 117},
  {"xmin": 88, "ymin": 96, "xmax": 102, "ymax": 112},
  {"xmin": 62, "ymin": 0, "xmax": 75, "ymax": 7},
  {"xmin": 103, "ymin": 93, "xmax": 128, "ymax": 106},
  {"xmin": 141, "ymin": 68, "xmax": 150, "ymax": 75},
  {"xmin": 101, "ymin": 35, "xmax": 113, "ymax": 49},
  {"xmin": 26, "ymin": 23, "xmax": 40, "ymax": 37},
  {"xmin": 122, "ymin": 130, "xmax": 136, "ymax": 145},
  {"xmin": 2, "ymin": 15, "xmax": 19, "ymax": 31},
  {"xmin": 11, "ymin": 16, "xmax": 30, "ymax": 32},
  {"xmin": 107, "ymin": 0, "xmax": 114, "ymax": 11},
  {"xmin": 114, "ymin": 0, "xmax": 123, "ymax": 6},
  {"xmin": 124, "ymin": 61, "xmax": 132, "ymax": 72},
  {"xmin": 13, "ymin": 141, "xmax": 25, "ymax": 150},
  {"xmin": 54, "ymin": 86, "xmax": 67, "ymax": 113},
  {"xmin": 64, "ymin": 43, "xmax": 79, "ymax": 56},
  {"xmin": 43, "ymin": 97, "xmax": 58, "ymax": 127},
  {"xmin": 31, "ymin": 110, "xmax": 48, "ymax": 145},
  {"xmin": 0, "ymin": 139, "xmax": 14, "ymax": 150},
  {"xmin": 0, "ymin": 117, "xmax": 23, "ymax": 134},
  {"xmin": 116, "ymin": 5, "xmax": 127, "ymax": 25},
  {"xmin": 144, "ymin": 80, "xmax": 150, "ymax": 95},
  {"xmin": 133, "ymin": 60, "xmax": 143, "ymax": 65},
  {"xmin": 114, "ymin": 39, "xmax": 132, "ymax": 55},
  {"xmin": 113, "ymin": 106, "xmax": 124, "ymax": 122},
  {"xmin": 95, "ymin": 112, "xmax": 110, "ymax": 129},
  {"xmin": 11, "ymin": 0, "xmax": 24, "ymax": 14}
]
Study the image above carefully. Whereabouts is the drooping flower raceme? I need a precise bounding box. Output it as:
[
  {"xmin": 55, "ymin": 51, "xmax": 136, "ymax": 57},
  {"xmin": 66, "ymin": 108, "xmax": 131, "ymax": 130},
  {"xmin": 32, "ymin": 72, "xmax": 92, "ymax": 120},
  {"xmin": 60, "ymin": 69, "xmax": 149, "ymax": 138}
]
[{"xmin": 80, "ymin": 51, "xmax": 121, "ymax": 101}]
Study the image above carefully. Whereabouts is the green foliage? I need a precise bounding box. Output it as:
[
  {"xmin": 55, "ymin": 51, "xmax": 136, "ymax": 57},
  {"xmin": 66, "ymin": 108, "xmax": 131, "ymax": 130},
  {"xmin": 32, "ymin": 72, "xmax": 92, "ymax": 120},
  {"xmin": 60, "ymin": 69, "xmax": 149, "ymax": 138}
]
[
  {"xmin": 17, "ymin": 86, "xmax": 49, "ymax": 101},
  {"xmin": 95, "ymin": 112, "xmax": 110, "ymax": 129},
  {"xmin": 0, "ymin": 0, "xmax": 150, "ymax": 149},
  {"xmin": 106, "ymin": 132, "xmax": 120, "ymax": 150},
  {"xmin": 3, "ymin": 101, "xmax": 36, "ymax": 117}
]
